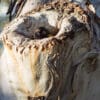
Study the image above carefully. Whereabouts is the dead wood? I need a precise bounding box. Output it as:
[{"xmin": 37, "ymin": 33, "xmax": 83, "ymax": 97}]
[{"xmin": 0, "ymin": 1, "xmax": 100, "ymax": 100}]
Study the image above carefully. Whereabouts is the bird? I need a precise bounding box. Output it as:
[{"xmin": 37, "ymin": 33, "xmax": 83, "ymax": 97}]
[
  {"xmin": 6, "ymin": 0, "xmax": 17, "ymax": 21},
  {"xmin": 6, "ymin": 0, "xmax": 26, "ymax": 21}
]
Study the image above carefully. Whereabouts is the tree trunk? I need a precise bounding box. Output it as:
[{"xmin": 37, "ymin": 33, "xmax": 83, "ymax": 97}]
[{"xmin": 0, "ymin": 0, "xmax": 100, "ymax": 100}]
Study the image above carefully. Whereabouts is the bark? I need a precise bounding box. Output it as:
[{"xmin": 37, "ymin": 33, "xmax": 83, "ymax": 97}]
[{"xmin": 0, "ymin": 0, "xmax": 100, "ymax": 100}]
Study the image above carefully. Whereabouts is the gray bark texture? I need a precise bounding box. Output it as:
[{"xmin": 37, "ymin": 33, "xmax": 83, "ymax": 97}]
[{"xmin": 0, "ymin": 0, "xmax": 100, "ymax": 100}]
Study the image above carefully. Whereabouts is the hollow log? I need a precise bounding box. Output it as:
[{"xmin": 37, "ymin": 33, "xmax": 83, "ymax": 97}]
[{"xmin": 0, "ymin": 0, "xmax": 100, "ymax": 100}]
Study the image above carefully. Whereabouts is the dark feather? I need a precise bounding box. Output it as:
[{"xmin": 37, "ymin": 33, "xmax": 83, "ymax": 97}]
[{"xmin": 7, "ymin": 0, "xmax": 26, "ymax": 21}]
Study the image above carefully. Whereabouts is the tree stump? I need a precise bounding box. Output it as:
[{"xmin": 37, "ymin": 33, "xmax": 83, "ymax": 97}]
[{"xmin": 0, "ymin": 1, "xmax": 100, "ymax": 100}]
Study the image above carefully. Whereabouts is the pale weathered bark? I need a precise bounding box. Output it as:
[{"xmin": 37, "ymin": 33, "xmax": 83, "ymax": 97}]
[{"xmin": 0, "ymin": 0, "xmax": 100, "ymax": 100}]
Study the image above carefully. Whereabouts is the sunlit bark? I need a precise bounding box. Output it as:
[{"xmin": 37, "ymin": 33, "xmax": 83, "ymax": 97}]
[{"xmin": 0, "ymin": 0, "xmax": 100, "ymax": 100}]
